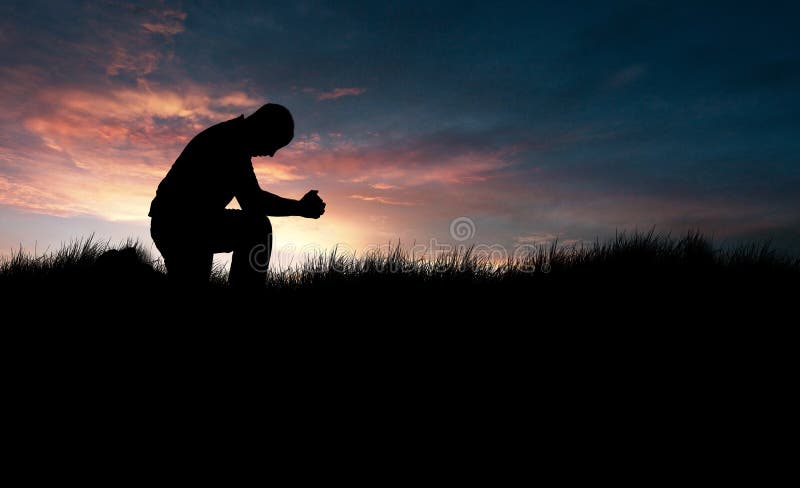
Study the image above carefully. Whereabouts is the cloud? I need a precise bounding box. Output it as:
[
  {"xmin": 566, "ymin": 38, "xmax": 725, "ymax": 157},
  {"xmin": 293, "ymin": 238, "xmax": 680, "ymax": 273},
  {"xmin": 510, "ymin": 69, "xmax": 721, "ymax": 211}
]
[
  {"xmin": 72, "ymin": 3, "xmax": 187, "ymax": 79},
  {"xmin": 277, "ymin": 126, "xmax": 524, "ymax": 187},
  {"xmin": 106, "ymin": 48, "xmax": 160, "ymax": 76},
  {"xmin": 515, "ymin": 234, "xmax": 589, "ymax": 247},
  {"xmin": 369, "ymin": 183, "xmax": 398, "ymax": 190},
  {"xmin": 141, "ymin": 22, "xmax": 183, "ymax": 35},
  {"xmin": 317, "ymin": 87, "xmax": 367, "ymax": 101},
  {"xmin": 0, "ymin": 2, "xmax": 190, "ymax": 93},
  {"xmin": 515, "ymin": 234, "xmax": 559, "ymax": 244},
  {"xmin": 0, "ymin": 80, "xmax": 264, "ymax": 221},
  {"xmin": 142, "ymin": 8, "xmax": 187, "ymax": 35},
  {"xmin": 295, "ymin": 86, "xmax": 367, "ymax": 101},
  {"xmin": 214, "ymin": 91, "xmax": 263, "ymax": 108},
  {"xmin": 0, "ymin": 175, "xmax": 84, "ymax": 217},
  {"xmin": 254, "ymin": 163, "xmax": 305, "ymax": 183},
  {"xmin": 349, "ymin": 194, "xmax": 415, "ymax": 206},
  {"xmin": 21, "ymin": 83, "xmax": 263, "ymax": 159}
]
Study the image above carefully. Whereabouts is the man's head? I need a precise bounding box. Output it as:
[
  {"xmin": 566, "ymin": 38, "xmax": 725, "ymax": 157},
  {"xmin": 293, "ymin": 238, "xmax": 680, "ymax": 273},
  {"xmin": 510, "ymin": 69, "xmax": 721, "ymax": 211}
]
[{"xmin": 244, "ymin": 103, "xmax": 294, "ymax": 157}]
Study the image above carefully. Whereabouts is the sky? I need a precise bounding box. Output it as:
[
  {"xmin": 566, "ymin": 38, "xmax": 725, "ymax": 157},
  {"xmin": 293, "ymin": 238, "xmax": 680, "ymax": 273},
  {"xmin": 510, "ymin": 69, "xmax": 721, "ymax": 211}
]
[{"xmin": 1, "ymin": 0, "xmax": 799, "ymax": 267}]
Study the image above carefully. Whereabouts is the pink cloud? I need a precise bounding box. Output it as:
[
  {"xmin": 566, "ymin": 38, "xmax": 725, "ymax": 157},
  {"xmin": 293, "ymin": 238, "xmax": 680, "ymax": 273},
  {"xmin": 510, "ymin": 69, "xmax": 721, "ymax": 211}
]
[
  {"xmin": 254, "ymin": 163, "xmax": 305, "ymax": 183},
  {"xmin": 349, "ymin": 194, "xmax": 415, "ymax": 206},
  {"xmin": 291, "ymin": 133, "xmax": 322, "ymax": 152},
  {"xmin": 317, "ymin": 87, "xmax": 367, "ymax": 101},
  {"xmin": 277, "ymin": 131, "xmax": 519, "ymax": 186},
  {"xmin": 370, "ymin": 183, "xmax": 398, "ymax": 190}
]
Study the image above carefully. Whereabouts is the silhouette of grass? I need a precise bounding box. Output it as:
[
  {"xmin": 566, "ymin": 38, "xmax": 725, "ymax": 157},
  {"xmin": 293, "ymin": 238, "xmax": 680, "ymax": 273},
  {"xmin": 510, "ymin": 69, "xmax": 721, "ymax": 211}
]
[
  {"xmin": 2, "ymin": 229, "xmax": 796, "ymax": 327},
  {"xmin": 2, "ymin": 230, "xmax": 796, "ymax": 293},
  {"xmin": 264, "ymin": 229, "xmax": 798, "ymax": 288},
  {"xmin": 0, "ymin": 234, "xmax": 226, "ymax": 289}
]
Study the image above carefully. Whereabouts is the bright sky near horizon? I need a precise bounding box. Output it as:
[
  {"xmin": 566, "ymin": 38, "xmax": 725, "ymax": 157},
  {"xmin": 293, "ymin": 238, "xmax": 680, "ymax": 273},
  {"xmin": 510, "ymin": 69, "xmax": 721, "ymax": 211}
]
[{"xmin": 1, "ymin": 1, "xmax": 799, "ymax": 266}]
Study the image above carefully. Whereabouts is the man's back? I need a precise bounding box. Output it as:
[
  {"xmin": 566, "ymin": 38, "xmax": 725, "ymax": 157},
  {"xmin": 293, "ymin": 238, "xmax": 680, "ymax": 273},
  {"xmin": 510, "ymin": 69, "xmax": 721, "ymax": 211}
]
[{"xmin": 149, "ymin": 115, "xmax": 252, "ymax": 217}]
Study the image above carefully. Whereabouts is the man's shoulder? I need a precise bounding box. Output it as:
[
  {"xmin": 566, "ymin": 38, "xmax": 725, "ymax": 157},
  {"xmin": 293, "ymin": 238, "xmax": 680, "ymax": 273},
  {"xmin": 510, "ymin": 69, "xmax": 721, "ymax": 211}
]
[
  {"xmin": 213, "ymin": 114, "xmax": 245, "ymax": 131},
  {"xmin": 188, "ymin": 115, "xmax": 245, "ymax": 150},
  {"xmin": 197, "ymin": 114, "xmax": 242, "ymax": 136}
]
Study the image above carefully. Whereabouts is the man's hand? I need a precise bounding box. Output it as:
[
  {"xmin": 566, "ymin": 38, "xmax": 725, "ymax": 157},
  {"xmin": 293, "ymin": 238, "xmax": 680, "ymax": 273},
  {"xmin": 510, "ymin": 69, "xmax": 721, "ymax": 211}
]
[{"xmin": 298, "ymin": 190, "xmax": 326, "ymax": 218}]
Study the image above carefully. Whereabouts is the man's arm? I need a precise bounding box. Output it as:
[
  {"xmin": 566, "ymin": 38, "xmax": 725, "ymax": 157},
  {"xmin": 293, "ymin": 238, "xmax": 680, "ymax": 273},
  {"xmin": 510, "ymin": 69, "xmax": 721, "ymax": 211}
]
[
  {"xmin": 252, "ymin": 189, "xmax": 301, "ymax": 216},
  {"xmin": 235, "ymin": 159, "xmax": 325, "ymax": 218},
  {"xmin": 235, "ymin": 160, "xmax": 299, "ymax": 216}
]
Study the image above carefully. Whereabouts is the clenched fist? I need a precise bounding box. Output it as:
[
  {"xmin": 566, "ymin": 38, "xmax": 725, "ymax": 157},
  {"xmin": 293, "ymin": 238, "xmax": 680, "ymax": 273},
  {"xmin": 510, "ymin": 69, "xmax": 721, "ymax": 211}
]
[{"xmin": 298, "ymin": 190, "xmax": 326, "ymax": 219}]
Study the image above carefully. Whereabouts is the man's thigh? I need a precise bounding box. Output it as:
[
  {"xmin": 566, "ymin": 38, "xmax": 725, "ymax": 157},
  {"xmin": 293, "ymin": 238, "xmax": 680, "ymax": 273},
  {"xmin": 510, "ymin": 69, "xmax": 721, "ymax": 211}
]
[{"xmin": 207, "ymin": 210, "xmax": 270, "ymax": 253}]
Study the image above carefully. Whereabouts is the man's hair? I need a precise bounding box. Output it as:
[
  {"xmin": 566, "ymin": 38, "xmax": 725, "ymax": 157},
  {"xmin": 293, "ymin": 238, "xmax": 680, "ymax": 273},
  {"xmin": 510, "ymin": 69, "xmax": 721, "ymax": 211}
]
[{"xmin": 247, "ymin": 103, "xmax": 294, "ymax": 146}]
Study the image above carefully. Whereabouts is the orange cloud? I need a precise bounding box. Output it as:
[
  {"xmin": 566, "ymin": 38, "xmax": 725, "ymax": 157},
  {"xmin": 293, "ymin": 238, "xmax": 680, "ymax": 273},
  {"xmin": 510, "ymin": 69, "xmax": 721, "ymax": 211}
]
[{"xmin": 317, "ymin": 87, "xmax": 367, "ymax": 101}]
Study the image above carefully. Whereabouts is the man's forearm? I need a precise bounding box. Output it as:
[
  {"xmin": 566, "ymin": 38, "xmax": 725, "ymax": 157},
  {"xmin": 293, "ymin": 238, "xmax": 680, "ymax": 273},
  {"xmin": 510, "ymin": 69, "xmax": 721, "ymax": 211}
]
[{"xmin": 258, "ymin": 190, "xmax": 299, "ymax": 216}]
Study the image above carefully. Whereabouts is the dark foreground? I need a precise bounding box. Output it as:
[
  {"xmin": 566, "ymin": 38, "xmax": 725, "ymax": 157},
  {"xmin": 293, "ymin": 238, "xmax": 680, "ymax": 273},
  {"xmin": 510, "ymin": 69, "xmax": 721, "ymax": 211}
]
[
  {"xmin": 2, "ymin": 231, "xmax": 795, "ymax": 455},
  {"xmin": 2, "ymin": 231, "xmax": 794, "ymax": 479}
]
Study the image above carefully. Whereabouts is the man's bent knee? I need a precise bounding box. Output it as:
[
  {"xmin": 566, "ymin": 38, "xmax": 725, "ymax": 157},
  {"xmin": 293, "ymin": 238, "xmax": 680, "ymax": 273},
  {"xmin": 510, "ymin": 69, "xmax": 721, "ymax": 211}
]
[{"xmin": 239, "ymin": 213, "xmax": 272, "ymax": 242}]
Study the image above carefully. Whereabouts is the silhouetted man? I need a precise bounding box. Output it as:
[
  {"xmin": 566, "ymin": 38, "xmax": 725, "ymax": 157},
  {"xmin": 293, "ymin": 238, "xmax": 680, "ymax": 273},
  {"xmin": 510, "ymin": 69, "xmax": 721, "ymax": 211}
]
[{"xmin": 149, "ymin": 103, "xmax": 325, "ymax": 289}]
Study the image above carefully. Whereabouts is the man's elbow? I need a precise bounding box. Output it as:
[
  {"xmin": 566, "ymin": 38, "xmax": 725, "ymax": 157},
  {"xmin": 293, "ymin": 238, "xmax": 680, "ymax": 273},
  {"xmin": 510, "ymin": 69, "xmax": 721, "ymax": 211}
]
[{"xmin": 237, "ymin": 196, "xmax": 265, "ymax": 215}]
